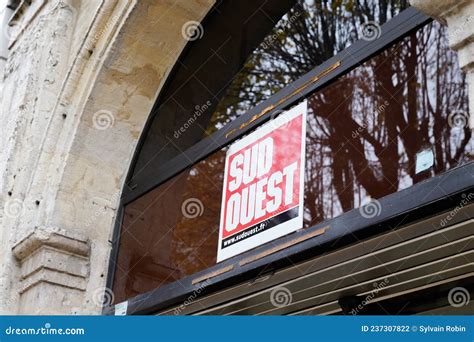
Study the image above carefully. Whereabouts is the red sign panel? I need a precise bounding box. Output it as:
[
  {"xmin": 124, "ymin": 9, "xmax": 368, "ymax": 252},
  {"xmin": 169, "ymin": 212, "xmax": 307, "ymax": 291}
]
[{"xmin": 217, "ymin": 101, "xmax": 307, "ymax": 261}]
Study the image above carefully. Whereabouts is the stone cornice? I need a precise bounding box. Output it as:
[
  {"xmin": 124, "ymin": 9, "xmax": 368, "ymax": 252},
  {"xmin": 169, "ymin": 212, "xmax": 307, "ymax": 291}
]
[
  {"xmin": 11, "ymin": 226, "xmax": 91, "ymax": 301},
  {"xmin": 410, "ymin": 0, "xmax": 474, "ymax": 52},
  {"xmin": 12, "ymin": 225, "xmax": 89, "ymax": 261},
  {"xmin": 410, "ymin": 0, "xmax": 472, "ymax": 19}
]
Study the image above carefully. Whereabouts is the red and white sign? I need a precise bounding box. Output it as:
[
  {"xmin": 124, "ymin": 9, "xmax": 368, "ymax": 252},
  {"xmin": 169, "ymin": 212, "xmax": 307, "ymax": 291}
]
[{"xmin": 217, "ymin": 101, "xmax": 307, "ymax": 262}]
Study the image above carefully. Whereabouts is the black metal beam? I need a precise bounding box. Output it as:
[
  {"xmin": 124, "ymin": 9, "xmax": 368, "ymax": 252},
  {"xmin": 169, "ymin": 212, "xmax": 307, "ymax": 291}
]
[
  {"xmin": 120, "ymin": 7, "xmax": 431, "ymax": 205},
  {"xmin": 105, "ymin": 6, "xmax": 435, "ymax": 314},
  {"xmin": 104, "ymin": 162, "xmax": 474, "ymax": 315}
]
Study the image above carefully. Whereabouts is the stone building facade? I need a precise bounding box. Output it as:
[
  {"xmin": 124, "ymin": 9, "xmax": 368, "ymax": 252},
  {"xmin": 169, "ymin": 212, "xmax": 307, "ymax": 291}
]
[{"xmin": 0, "ymin": 0, "xmax": 472, "ymax": 315}]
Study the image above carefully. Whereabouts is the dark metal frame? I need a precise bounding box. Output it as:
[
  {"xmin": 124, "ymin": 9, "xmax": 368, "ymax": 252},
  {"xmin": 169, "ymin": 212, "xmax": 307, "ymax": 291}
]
[{"xmin": 104, "ymin": 7, "xmax": 472, "ymax": 315}]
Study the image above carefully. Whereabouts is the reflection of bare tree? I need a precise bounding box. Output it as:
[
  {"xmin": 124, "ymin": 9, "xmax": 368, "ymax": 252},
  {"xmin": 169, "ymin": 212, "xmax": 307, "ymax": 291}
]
[
  {"xmin": 207, "ymin": 1, "xmax": 472, "ymax": 226},
  {"xmin": 115, "ymin": 1, "xmax": 473, "ymax": 302},
  {"xmin": 303, "ymin": 22, "xmax": 471, "ymax": 226},
  {"xmin": 210, "ymin": 0, "xmax": 408, "ymax": 127},
  {"xmin": 170, "ymin": 150, "xmax": 226, "ymax": 275}
]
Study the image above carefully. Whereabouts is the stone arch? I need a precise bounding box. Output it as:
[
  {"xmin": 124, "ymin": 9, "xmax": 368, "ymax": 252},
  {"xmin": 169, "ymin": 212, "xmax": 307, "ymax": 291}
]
[
  {"xmin": 2, "ymin": 0, "xmax": 473, "ymax": 315},
  {"xmin": 2, "ymin": 0, "xmax": 214, "ymax": 314},
  {"xmin": 55, "ymin": 0, "xmax": 215, "ymax": 314}
]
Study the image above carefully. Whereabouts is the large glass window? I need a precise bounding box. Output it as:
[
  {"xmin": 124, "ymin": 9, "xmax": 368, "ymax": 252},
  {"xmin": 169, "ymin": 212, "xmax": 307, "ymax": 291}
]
[
  {"xmin": 130, "ymin": 0, "xmax": 411, "ymax": 182},
  {"xmin": 112, "ymin": 8, "xmax": 472, "ymax": 303}
]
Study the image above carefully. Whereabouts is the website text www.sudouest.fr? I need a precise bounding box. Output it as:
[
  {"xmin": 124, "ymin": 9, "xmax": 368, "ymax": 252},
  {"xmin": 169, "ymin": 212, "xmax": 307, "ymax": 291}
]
[
  {"xmin": 222, "ymin": 222, "xmax": 267, "ymax": 247},
  {"xmin": 3, "ymin": 323, "xmax": 85, "ymax": 336}
]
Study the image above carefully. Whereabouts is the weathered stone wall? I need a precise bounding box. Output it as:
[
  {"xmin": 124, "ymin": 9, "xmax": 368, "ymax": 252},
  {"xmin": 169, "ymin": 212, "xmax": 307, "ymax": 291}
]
[
  {"xmin": 0, "ymin": 0, "xmax": 214, "ymax": 314},
  {"xmin": 0, "ymin": 0, "xmax": 471, "ymax": 315}
]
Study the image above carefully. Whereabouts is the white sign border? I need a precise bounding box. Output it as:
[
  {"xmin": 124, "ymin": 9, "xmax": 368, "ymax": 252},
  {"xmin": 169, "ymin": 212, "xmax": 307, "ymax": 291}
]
[{"xmin": 217, "ymin": 100, "xmax": 307, "ymax": 262}]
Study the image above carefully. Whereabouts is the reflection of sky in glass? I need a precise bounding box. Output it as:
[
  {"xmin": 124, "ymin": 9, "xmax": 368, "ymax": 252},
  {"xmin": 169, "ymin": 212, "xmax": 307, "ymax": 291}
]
[
  {"xmin": 115, "ymin": 11, "xmax": 472, "ymax": 302},
  {"xmin": 209, "ymin": 0, "xmax": 410, "ymax": 132},
  {"xmin": 302, "ymin": 21, "xmax": 472, "ymax": 223}
]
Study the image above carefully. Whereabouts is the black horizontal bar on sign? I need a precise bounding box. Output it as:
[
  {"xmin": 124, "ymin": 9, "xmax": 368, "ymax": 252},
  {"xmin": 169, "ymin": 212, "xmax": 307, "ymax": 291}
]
[
  {"xmin": 221, "ymin": 207, "xmax": 300, "ymax": 249},
  {"xmin": 103, "ymin": 162, "xmax": 474, "ymax": 315},
  {"xmin": 121, "ymin": 7, "xmax": 431, "ymax": 205}
]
